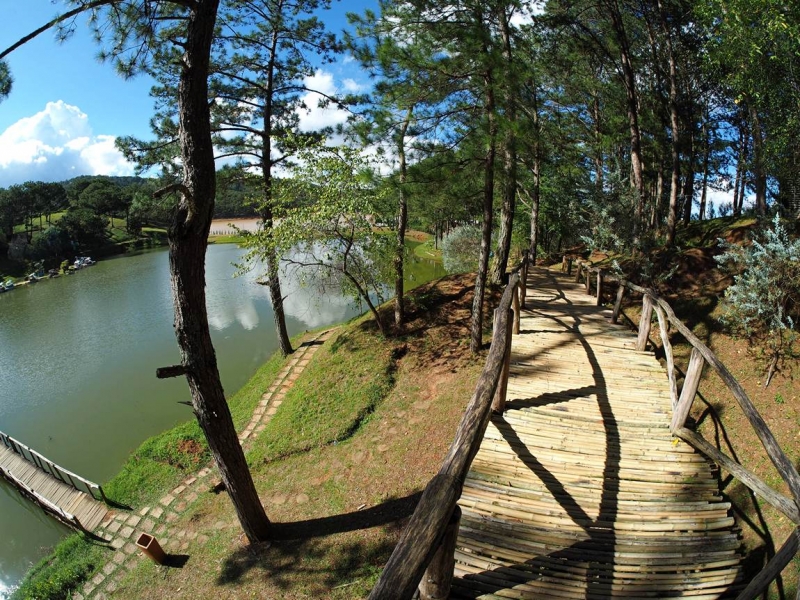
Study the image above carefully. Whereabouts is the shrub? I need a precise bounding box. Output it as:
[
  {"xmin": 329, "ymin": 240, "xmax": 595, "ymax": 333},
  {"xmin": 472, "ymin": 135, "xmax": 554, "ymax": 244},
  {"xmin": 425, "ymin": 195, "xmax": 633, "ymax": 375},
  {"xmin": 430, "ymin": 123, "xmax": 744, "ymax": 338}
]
[
  {"xmin": 441, "ymin": 224, "xmax": 482, "ymax": 274},
  {"xmin": 715, "ymin": 214, "xmax": 800, "ymax": 386}
]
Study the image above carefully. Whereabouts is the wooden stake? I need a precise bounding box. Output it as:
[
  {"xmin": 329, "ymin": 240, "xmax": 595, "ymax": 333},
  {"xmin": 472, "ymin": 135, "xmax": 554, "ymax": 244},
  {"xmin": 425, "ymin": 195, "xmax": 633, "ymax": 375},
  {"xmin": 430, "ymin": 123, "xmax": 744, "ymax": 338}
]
[
  {"xmin": 492, "ymin": 309, "xmax": 513, "ymax": 414},
  {"xmin": 418, "ymin": 506, "xmax": 462, "ymax": 600},
  {"xmin": 512, "ymin": 287, "xmax": 520, "ymax": 335},
  {"xmin": 636, "ymin": 295, "xmax": 654, "ymax": 352},
  {"xmin": 671, "ymin": 348, "xmax": 704, "ymax": 431},
  {"xmin": 655, "ymin": 306, "xmax": 677, "ymax": 409},
  {"xmin": 596, "ymin": 270, "xmax": 603, "ymax": 306},
  {"xmin": 585, "ymin": 267, "xmax": 591, "ymax": 295},
  {"xmin": 612, "ymin": 284, "xmax": 625, "ymax": 324}
]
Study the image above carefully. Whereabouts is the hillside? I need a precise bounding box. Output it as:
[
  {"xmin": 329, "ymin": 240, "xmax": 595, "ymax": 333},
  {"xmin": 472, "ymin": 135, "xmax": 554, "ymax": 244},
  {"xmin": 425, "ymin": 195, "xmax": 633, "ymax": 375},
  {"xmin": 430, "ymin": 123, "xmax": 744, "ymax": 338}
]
[{"xmin": 13, "ymin": 272, "xmax": 496, "ymax": 600}]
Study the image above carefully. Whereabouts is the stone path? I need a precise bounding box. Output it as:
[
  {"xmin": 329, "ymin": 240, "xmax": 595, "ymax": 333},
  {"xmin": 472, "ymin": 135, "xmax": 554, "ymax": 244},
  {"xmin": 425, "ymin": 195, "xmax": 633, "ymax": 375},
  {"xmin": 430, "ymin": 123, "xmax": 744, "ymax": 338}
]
[{"xmin": 76, "ymin": 329, "xmax": 336, "ymax": 600}]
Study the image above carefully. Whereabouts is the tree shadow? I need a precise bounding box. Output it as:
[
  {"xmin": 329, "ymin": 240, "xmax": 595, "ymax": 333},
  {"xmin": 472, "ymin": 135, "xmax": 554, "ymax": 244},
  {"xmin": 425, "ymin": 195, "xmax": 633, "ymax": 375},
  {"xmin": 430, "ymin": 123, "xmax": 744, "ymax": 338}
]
[
  {"xmin": 452, "ymin": 270, "xmax": 742, "ymax": 598},
  {"xmin": 216, "ymin": 493, "xmax": 420, "ymax": 590}
]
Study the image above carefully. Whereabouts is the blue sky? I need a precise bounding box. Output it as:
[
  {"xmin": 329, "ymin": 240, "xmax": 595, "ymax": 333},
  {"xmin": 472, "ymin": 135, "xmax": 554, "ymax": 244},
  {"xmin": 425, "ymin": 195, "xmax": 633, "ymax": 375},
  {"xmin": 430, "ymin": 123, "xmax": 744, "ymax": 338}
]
[{"xmin": 0, "ymin": 0, "xmax": 376, "ymax": 187}]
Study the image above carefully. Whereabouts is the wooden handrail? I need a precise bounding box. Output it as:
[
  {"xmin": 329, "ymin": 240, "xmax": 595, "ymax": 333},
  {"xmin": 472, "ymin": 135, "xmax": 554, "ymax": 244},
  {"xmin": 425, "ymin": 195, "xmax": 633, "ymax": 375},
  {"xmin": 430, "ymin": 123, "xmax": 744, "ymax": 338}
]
[
  {"xmin": 573, "ymin": 258, "xmax": 800, "ymax": 596},
  {"xmin": 0, "ymin": 430, "xmax": 107, "ymax": 503},
  {"xmin": 368, "ymin": 270, "xmax": 523, "ymax": 600}
]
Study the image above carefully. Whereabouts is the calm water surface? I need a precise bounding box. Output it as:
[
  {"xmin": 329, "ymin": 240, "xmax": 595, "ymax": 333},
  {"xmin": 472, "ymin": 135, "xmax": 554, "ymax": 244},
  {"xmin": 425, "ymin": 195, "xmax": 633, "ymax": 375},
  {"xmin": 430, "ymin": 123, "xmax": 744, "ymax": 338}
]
[{"xmin": 0, "ymin": 243, "xmax": 443, "ymax": 597}]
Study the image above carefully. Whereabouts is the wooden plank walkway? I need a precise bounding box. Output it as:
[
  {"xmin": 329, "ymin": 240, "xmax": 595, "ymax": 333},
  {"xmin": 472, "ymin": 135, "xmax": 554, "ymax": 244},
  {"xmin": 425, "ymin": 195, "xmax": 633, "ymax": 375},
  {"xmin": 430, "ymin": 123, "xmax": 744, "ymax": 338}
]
[
  {"xmin": 452, "ymin": 269, "xmax": 743, "ymax": 599},
  {"xmin": 0, "ymin": 444, "xmax": 107, "ymax": 531}
]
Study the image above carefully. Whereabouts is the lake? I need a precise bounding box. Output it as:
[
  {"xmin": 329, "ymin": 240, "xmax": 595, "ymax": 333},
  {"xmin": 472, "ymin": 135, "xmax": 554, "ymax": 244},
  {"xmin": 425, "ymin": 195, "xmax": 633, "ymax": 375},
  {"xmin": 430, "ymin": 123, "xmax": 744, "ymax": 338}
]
[{"xmin": 0, "ymin": 242, "xmax": 444, "ymax": 597}]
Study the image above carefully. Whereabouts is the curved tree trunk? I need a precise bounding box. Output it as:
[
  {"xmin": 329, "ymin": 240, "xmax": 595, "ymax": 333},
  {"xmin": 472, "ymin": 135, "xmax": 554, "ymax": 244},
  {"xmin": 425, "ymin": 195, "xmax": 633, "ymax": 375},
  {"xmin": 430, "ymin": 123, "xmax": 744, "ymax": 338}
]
[{"xmin": 170, "ymin": 0, "xmax": 270, "ymax": 543}]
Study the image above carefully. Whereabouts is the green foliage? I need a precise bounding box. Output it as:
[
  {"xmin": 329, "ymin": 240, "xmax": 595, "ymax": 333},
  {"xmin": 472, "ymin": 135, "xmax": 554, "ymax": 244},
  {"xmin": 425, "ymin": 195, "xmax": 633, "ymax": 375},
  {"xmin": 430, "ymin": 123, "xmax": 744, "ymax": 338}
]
[
  {"xmin": 29, "ymin": 226, "xmax": 72, "ymax": 261},
  {"xmin": 245, "ymin": 142, "xmax": 394, "ymax": 331},
  {"xmin": 715, "ymin": 215, "xmax": 800, "ymax": 373},
  {"xmin": 11, "ymin": 534, "xmax": 104, "ymax": 600},
  {"xmin": 441, "ymin": 224, "xmax": 482, "ymax": 274},
  {"xmin": 58, "ymin": 208, "xmax": 108, "ymax": 250},
  {"xmin": 0, "ymin": 59, "xmax": 11, "ymax": 101}
]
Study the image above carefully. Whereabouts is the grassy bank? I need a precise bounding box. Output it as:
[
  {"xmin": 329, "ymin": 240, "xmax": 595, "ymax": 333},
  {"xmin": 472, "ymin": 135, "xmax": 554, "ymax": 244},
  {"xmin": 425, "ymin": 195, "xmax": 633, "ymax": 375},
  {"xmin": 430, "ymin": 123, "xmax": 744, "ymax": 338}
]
[{"xmin": 13, "ymin": 266, "xmax": 489, "ymax": 599}]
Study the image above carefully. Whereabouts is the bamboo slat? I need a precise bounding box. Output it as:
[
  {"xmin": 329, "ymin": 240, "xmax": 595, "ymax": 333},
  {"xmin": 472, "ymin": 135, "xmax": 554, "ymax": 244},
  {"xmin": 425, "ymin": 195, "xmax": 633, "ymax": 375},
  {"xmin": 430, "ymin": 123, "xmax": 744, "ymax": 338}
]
[{"xmin": 451, "ymin": 269, "xmax": 742, "ymax": 600}]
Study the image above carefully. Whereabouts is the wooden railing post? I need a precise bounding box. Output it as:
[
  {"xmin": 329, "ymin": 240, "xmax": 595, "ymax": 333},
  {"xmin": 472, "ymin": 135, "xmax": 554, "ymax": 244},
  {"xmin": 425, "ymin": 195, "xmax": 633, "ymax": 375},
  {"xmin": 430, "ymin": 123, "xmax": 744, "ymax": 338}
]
[
  {"xmin": 492, "ymin": 309, "xmax": 513, "ymax": 413},
  {"xmin": 596, "ymin": 270, "xmax": 603, "ymax": 306},
  {"xmin": 612, "ymin": 284, "xmax": 625, "ymax": 324},
  {"xmin": 585, "ymin": 266, "xmax": 591, "ymax": 295},
  {"xmin": 574, "ymin": 261, "xmax": 582, "ymax": 283},
  {"xmin": 655, "ymin": 306, "xmax": 678, "ymax": 409},
  {"xmin": 734, "ymin": 529, "xmax": 800, "ymax": 600},
  {"xmin": 636, "ymin": 295, "xmax": 654, "ymax": 352},
  {"xmin": 520, "ymin": 255, "xmax": 528, "ymax": 309},
  {"xmin": 671, "ymin": 348, "xmax": 705, "ymax": 432},
  {"xmin": 418, "ymin": 506, "xmax": 462, "ymax": 600},
  {"xmin": 512, "ymin": 285, "xmax": 521, "ymax": 335}
]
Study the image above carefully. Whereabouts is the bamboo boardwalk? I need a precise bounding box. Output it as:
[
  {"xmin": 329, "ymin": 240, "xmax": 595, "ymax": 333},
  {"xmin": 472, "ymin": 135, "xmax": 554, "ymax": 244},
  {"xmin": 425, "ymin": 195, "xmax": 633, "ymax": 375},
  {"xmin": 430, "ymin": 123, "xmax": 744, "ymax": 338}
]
[
  {"xmin": 0, "ymin": 444, "xmax": 107, "ymax": 531},
  {"xmin": 451, "ymin": 268, "xmax": 743, "ymax": 599}
]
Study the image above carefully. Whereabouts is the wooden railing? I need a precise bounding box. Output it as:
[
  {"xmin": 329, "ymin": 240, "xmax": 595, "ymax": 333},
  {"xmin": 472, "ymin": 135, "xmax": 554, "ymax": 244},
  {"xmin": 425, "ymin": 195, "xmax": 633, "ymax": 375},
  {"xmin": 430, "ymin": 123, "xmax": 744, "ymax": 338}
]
[
  {"xmin": 368, "ymin": 256, "xmax": 529, "ymax": 600},
  {"xmin": 0, "ymin": 429, "xmax": 107, "ymax": 503},
  {"xmin": 573, "ymin": 259, "xmax": 800, "ymax": 600}
]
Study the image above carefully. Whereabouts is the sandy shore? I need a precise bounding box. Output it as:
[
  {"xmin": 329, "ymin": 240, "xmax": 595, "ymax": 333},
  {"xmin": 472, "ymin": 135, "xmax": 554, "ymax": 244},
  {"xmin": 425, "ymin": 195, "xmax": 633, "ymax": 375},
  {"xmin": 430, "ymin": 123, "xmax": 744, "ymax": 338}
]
[{"xmin": 209, "ymin": 218, "xmax": 261, "ymax": 236}]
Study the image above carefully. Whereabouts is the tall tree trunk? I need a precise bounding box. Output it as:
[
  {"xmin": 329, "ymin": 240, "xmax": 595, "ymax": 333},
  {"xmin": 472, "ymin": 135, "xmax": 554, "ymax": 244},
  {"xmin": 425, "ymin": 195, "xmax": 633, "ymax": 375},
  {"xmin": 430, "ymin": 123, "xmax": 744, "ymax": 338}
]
[
  {"xmin": 698, "ymin": 116, "xmax": 711, "ymax": 220},
  {"xmin": 170, "ymin": 0, "xmax": 270, "ymax": 543},
  {"xmin": 733, "ymin": 127, "xmax": 743, "ymax": 217},
  {"xmin": 528, "ymin": 156, "xmax": 541, "ymax": 266},
  {"xmin": 489, "ymin": 6, "xmax": 517, "ymax": 286},
  {"xmin": 750, "ymin": 104, "xmax": 767, "ymax": 215},
  {"xmin": 682, "ymin": 126, "xmax": 696, "ymax": 225},
  {"xmin": 528, "ymin": 100, "xmax": 542, "ymax": 266},
  {"xmin": 260, "ymin": 25, "xmax": 292, "ymax": 357},
  {"xmin": 394, "ymin": 107, "xmax": 413, "ymax": 328},
  {"xmin": 659, "ymin": 0, "xmax": 681, "ymax": 246},
  {"xmin": 592, "ymin": 92, "xmax": 604, "ymax": 191},
  {"xmin": 651, "ymin": 161, "xmax": 664, "ymax": 229},
  {"xmin": 470, "ymin": 69, "xmax": 497, "ymax": 354},
  {"xmin": 607, "ymin": 0, "xmax": 645, "ymax": 241}
]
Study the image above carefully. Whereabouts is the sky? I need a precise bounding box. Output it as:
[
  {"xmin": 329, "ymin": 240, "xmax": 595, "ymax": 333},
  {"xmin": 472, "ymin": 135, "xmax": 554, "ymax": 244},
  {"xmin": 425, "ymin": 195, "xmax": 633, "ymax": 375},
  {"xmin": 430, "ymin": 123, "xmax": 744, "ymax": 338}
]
[{"xmin": 0, "ymin": 0, "xmax": 376, "ymax": 188}]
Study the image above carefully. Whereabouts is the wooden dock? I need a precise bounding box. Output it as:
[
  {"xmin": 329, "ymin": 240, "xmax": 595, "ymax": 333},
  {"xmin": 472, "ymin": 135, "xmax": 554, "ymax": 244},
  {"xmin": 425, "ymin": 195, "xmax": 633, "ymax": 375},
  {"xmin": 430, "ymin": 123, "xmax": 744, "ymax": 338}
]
[
  {"xmin": 0, "ymin": 436, "xmax": 108, "ymax": 533},
  {"xmin": 451, "ymin": 269, "xmax": 743, "ymax": 598}
]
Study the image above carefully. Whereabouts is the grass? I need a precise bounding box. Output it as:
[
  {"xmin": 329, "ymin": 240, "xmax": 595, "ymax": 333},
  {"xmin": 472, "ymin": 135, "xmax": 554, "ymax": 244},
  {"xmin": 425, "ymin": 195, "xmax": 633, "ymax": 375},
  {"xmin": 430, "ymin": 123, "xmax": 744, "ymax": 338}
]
[
  {"xmin": 11, "ymin": 332, "xmax": 301, "ymax": 600},
  {"xmin": 12, "ymin": 269, "xmax": 486, "ymax": 600},
  {"xmin": 208, "ymin": 234, "xmax": 246, "ymax": 245},
  {"xmin": 11, "ymin": 534, "xmax": 107, "ymax": 600},
  {"xmin": 248, "ymin": 319, "xmax": 396, "ymax": 465},
  {"xmin": 413, "ymin": 238, "xmax": 442, "ymax": 261}
]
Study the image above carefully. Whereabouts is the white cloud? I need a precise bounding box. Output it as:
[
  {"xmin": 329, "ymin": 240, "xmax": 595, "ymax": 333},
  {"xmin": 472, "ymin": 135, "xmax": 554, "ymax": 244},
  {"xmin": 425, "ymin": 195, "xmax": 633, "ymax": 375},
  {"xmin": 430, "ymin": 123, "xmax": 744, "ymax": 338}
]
[
  {"xmin": 342, "ymin": 78, "xmax": 364, "ymax": 93},
  {"xmin": 295, "ymin": 70, "xmax": 350, "ymax": 132},
  {"xmin": 0, "ymin": 101, "xmax": 135, "ymax": 187}
]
